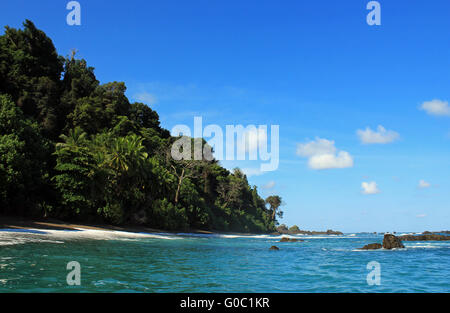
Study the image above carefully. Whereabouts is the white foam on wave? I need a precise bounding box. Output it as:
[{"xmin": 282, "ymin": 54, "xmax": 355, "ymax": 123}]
[
  {"xmin": 0, "ymin": 231, "xmax": 65, "ymax": 246},
  {"xmin": 218, "ymin": 234, "xmax": 241, "ymax": 238},
  {"xmin": 209, "ymin": 234, "xmax": 275, "ymax": 239},
  {"xmin": 175, "ymin": 232, "xmax": 217, "ymax": 238},
  {"xmin": 406, "ymin": 245, "xmax": 441, "ymax": 249},
  {"xmin": 293, "ymin": 235, "xmax": 348, "ymax": 239},
  {"xmin": 219, "ymin": 234, "xmax": 353, "ymax": 240},
  {"xmin": 405, "ymin": 242, "xmax": 449, "ymax": 249},
  {"xmin": 398, "ymin": 232, "xmax": 423, "ymax": 236},
  {"xmin": 48, "ymin": 228, "xmax": 182, "ymax": 240},
  {"xmin": 0, "ymin": 227, "xmax": 183, "ymax": 246}
]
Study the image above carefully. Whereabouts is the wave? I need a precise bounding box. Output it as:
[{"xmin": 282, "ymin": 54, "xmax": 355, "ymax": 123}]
[
  {"xmin": 0, "ymin": 233, "xmax": 64, "ymax": 246},
  {"xmin": 0, "ymin": 228, "xmax": 48, "ymax": 234},
  {"xmin": 406, "ymin": 245, "xmax": 441, "ymax": 249},
  {"xmin": 405, "ymin": 242, "xmax": 449, "ymax": 249},
  {"xmin": 0, "ymin": 227, "xmax": 183, "ymax": 246},
  {"xmin": 352, "ymin": 246, "xmax": 410, "ymax": 252},
  {"xmin": 0, "ymin": 227, "xmax": 367, "ymax": 246},
  {"xmin": 60, "ymin": 228, "xmax": 182, "ymax": 240},
  {"xmin": 175, "ymin": 232, "xmax": 217, "ymax": 238},
  {"xmin": 398, "ymin": 232, "xmax": 424, "ymax": 236},
  {"xmin": 219, "ymin": 234, "xmax": 356, "ymax": 240},
  {"xmin": 222, "ymin": 234, "xmax": 275, "ymax": 239}
]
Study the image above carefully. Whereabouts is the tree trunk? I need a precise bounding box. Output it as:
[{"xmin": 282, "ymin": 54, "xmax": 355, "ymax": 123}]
[
  {"xmin": 174, "ymin": 169, "xmax": 185, "ymax": 204},
  {"xmin": 203, "ymin": 169, "xmax": 208, "ymax": 194}
]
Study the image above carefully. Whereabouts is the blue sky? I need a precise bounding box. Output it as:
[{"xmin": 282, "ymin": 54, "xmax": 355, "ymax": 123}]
[{"xmin": 1, "ymin": 0, "xmax": 450, "ymax": 232}]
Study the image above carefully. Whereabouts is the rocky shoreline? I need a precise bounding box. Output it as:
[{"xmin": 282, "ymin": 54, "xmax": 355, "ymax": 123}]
[
  {"xmin": 271, "ymin": 224, "xmax": 343, "ymax": 236},
  {"xmin": 359, "ymin": 232, "xmax": 450, "ymax": 250},
  {"xmin": 398, "ymin": 234, "xmax": 450, "ymax": 241}
]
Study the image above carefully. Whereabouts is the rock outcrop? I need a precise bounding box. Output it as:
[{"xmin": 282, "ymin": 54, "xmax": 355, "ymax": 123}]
[
  {"xmin": 276, "ymin": 225, "xmax": 289, "ymax": 234},
  {"xmin": 269, "ymin": 246, "xmax": 279, "ymax": 250},
  {"xmin": 357, "ymin": 234, "xmax": 405, "ymax": 250},
  {"xmin": 271, "ymin": 225, "xmax": 343, "ymax": 236},
  {"xmin": 325, "ymin": 229, "xmax": 343, "ymax": 235},
  {"xmin": 359, "ymin": 243, "xmax": 382, "ymax": 250},
  {"xmin": 279, "ymin": 237, "xmax": 303, "ymax": 243},
  {"xmin": 287, "ymin": 228, "xmax": 343, "ymax": 236},
  {"xmin": 399, "ymin": 234, "xmax": 450, "ymax": 241},
  {"xmin": 383, "ymin": 234, "xmax": 405, "ymax": 249},
  {"xmin": 288, "ymin": 225, "xmax": 300, "ymax": 234}
]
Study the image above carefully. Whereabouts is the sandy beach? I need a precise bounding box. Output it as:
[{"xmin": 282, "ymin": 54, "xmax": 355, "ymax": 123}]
[{"xmin": 0, "ymin": 216, "xmax": 214, "ymax": 235}]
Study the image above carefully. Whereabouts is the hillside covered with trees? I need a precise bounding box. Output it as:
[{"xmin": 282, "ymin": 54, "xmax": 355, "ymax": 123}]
[{"xmin": 0, "ymin": 20, "xmax": 282, "ymax": 233}]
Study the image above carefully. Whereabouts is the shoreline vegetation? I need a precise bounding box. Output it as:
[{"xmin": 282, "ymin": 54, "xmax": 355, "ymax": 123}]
[
  {"xmin": 0, "ymin": 20, "xmax": 289, "ymax": 234},
  {"xmin": 0, "ymin": 215, "xmax": 345, "ymax": 237}
]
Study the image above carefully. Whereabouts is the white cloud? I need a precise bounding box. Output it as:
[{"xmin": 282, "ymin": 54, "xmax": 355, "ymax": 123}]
[
  {"xmin": 134, "ymin": 92, "xmax": 158, "ymax": 105},
  {"xmin": 418, "ymin": 180, "xmax": 431, "ymax": 189},
  {"xmin": 357, "ymin": 125, "xmax": 400, "ymax": 144},
  {"xmin": 416, "ymin": 214, "xmax": 427, "ymax": 218},
  {"xmin": 361, "ymin": 181, "xmax": 380, "ymax": 195},
  {"xmin": 262, "ymin": 181, "xmax": 276, "ymax": 190},
  {"xmin": 241, "ymin": 167, "xmax": 263, "ymax": 177},
  {"xmin": 296, "ymin": 138, "xmax": 354, "ymax": 170},
  {"xmin": 420, "ymin": 99, "xmax": 450, "ymax": 116}
]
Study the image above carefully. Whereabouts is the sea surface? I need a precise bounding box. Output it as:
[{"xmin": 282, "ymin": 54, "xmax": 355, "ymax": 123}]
[{"xmin": 0, "ymin": 228, "xmax": 449, "ymax": 292}]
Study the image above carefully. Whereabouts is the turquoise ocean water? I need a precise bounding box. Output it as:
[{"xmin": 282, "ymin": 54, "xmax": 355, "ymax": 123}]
[{"xmin": 0, "ymin": 229, "xmax": 449, "ymax": 293}]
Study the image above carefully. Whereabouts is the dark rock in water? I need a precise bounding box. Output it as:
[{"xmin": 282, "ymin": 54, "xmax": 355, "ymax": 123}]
[
  {"xmin": 269, "ymin": 246, "xmax": 279, "ymax": 250},
  {"xmin": 422, "ymin": 231, "xmax": 432, "ymax": 234},
  {"xmin": 383, "ymin": 234, "xmax": 405, "ymax": 249},
  {"xmin": 359, "ymin": 243, "xmax": 382, "ymax": 250},
  {"xmin": 399, "ymin": 234, "xmax": 450, "ymax": 241},
  {"xmin": 279, "ymin": 237, "xmax": 303, "ymax": 243},
  {"xmin": 270, "ymin": 232, "xmax": 280, "ymax": 236}
]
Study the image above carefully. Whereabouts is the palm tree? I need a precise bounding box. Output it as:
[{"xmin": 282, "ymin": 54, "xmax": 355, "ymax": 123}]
[
  {"xmin": 127, "ymin": 134, "xmax": 148, "ymax": 171},
  {"xmin": 86, "ymin": 133, "xmax": 149, "ymax": 184},
  {"xmin": 107, "ymin": 135, "xmax": 148, "ymax": 174},
  {"xmin": 109, "ymin": 137, "xmax": 130, "ymax": 173},
  {"xmin": 265, "ymin": 195, "xmax": 282, "ymax": 221},
  {"xmin": 56, "ymin": 127, "xmax": 87, "ymax": 152}
]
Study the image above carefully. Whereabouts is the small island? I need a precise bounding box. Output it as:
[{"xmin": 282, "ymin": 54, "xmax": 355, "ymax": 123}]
[{"xmin": 272, "ymin": 224, "xmax": 343, "ymax": 236}]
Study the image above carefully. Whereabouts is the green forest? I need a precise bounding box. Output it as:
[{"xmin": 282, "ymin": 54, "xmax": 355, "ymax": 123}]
[{"xmin": 0, "ymin": 20, "xmax": 283, "ymax": 233}]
